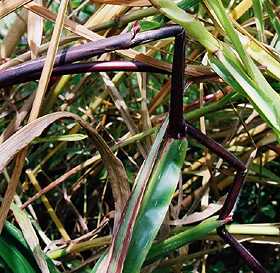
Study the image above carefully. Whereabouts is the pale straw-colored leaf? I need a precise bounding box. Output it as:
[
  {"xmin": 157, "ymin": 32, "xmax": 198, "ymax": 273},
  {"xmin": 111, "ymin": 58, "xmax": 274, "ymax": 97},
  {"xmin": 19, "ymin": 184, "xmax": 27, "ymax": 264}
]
[
  {"xmin": 11, "ymin": 203, "xmax": 50, "ymax": 273},
  {"xmin": 0, "ymin": 9, "xmax": 28, "ymax": 59},
  {"xmin": 0, "ymin": 0, "xmax": 32, "ymax": 19},
  {"xmin": 89, "ymin": 0, "xmax": 151, "ymax": 6},
  {"xmin": 27, "ymin": 0, "xmax": 43, "ymax": 59}
]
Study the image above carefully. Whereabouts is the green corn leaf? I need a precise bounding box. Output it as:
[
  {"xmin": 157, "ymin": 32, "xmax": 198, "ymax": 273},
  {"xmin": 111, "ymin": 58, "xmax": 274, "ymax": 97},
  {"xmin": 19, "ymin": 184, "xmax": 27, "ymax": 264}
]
[
  {"xmin": 122, "ymin": 137, "xmax": 187, "ymax": 273},
  {"xmin": 1, "ymin": 222, "xmax": 60, "ymax": 273},
  {"xmin": 93, "ymin": 119, "xmax": 169, "ymax": 273},
  {"xmin": 0, "ymin": 236, "xmax": 37, "ymax": 273},
  {"xmin": 146, "ymin": 216, "xmax": 224, "ymax": 263}
]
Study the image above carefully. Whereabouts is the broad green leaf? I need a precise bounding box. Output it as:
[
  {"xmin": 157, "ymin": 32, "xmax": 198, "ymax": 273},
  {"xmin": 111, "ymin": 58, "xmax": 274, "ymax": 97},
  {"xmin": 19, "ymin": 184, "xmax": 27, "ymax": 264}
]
[
  {"xmin": 94, "ymin": 119, "xmax": 169, "ymax": 273},
  {"xmin": 0, "ymin": 236, "xmax": 37, "ymax": 273},
  {"xmin": 2, "ymin": 221, "xmax": 60, "ymax": 273},
  {"xmin": 122, "ymin": 138, "xmax": 187, "ymax": 273}
]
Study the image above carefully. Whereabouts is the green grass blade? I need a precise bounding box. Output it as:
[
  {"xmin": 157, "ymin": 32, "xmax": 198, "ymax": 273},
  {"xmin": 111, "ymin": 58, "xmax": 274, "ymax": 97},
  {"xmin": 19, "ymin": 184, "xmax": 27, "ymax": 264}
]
[
  {"xmin": 150, "ymin": 0, "xmax": 280, "ymax": 141},
  {"xmin": 264, "ymin": 0, "xmax": 280, "ymax": 39},
  {"xmin": 32, "ymin": 134, "xmax": 87, "ymax": 143},
  {"xmin": 122, "ymin": 138, "xmax": 187, "ymax": 273},
  {"xmin": 205, "ymin": 0, "xmax": 250, "ymax": 68},
  {"xmin": 146, "ymin": 216, "xmax": 223, "ymax": 263},
  {"xmin": 205, "ymin": 0, "xmax": 280, "ymax": 120},
  {"xmin": 209, "ymin": 51, "xmax": 280, "ymax": 141},
  {"xmin": 0, "ymin": 236, "xmax": 37, "ymax": 273},
  {"xmin": 252, "ymin": 0, "xmax": 265, "ymax": 42},
  {"xmin": 2, "ymin": 222, "xmax": 60, "ymax": 273}
]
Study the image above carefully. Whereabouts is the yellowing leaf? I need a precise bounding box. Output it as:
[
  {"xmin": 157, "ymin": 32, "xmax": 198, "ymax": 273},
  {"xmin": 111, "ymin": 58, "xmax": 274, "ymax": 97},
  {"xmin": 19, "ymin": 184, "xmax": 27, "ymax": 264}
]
[{"xmin": 27, "ymin": 0, "xmax": 43, "ymax": 59}]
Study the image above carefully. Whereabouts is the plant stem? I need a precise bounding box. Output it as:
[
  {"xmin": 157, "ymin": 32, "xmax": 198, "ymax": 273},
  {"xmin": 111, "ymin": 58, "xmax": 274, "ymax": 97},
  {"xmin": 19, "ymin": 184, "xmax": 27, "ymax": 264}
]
[
  {"xmin": 167, "ymin": 28, "xmax": 186, "ymax": 138},
  {"xmin": 0, "ymin": 25, "xmax": 182, "ymax": 88},
  {"xmin": 0, "ymin": 61, "xmax": 168, "ymax": 87}
]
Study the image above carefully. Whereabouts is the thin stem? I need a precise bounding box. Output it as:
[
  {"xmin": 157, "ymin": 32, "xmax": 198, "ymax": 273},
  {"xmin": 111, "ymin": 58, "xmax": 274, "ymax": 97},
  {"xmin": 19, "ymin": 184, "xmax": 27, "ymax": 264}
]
[
  {"xmin": 218, "ymin": 170, "xmax": 247, "ymax": 220},
  {"xmin": 217, "ymin": 227, "xmax": 268, "ymax": 273},
  {"xmin": 185, "ymin": 122, "xmax": 245, "ymax": 171}
]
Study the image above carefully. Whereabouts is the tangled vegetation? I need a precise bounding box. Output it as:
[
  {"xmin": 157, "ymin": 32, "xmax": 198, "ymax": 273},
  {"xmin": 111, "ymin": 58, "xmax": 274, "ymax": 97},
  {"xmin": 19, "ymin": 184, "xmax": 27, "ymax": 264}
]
[{"xmin": 0, "ymin": 0, "xmax": 280, "ymax": 272}]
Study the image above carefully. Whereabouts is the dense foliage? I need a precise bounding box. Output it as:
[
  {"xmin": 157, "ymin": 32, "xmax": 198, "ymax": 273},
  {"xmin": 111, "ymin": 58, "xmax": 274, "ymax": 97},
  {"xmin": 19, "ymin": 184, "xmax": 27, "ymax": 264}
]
[{"xmin": 0, "ymin": 0, "xmax": 280, "ymax": 272}]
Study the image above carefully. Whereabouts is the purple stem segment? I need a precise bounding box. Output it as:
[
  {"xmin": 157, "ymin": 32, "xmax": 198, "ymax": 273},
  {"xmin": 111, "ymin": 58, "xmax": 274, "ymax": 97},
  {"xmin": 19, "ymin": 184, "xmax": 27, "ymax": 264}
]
[
  {"xmin": 218, "ymin": 170, "xmax": 247, "ymax": 220},
  {"xmin": 0, "ymin": 25, "xmax": 182, "ymax": 88},
  {"xmin": 167, "ymin": 28, "xmax": 186, "ymax": 138},
  {"xmin": 185, "ymin": 122, "xmax": 248, "ymax": 219},
  {"xmin": 185, "ymin": 121, "xmax": 245, "ymax": 171},
  {"xmin": 0, "ymin": 61, "xmax": 168, "ymax": 87},
  {"xmin": 185, "ymin": 122, "xmax": 267, "ymax": 272},
  {"xmin": 217, "ymin": 227, "xmax": 268, "ymax": 273}
]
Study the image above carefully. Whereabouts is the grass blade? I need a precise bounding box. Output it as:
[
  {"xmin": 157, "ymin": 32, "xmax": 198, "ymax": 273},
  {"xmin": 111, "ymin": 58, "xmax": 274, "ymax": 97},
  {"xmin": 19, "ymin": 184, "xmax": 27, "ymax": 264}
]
[
  {"xmin": 252, "ymin": 0, "xmax": 265, "ymax": 42},
  {"xmin": 11, "ymin": 203, "xmax": 50, "ymax": 273},
  {"xmin": 147, "ymin": 216, "xmax": 224, "ymax": 263},
  {"xmin": 0, "ymin": 237, "xmax": 37, "ymax": 273},
  {"xmin": 150, "ymin": 0, "xmax": 280, "ymax": 141},
  {"xmin": 209, "ymin": 50, "xmax": 280, "ymax": 140}
]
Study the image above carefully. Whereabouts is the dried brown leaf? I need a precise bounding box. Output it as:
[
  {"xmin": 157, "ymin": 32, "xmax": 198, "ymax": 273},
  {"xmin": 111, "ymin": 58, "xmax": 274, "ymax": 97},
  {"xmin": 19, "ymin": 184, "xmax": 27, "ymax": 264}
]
[
  {"xmin": 169, "ymin": 198, "xmax": 225, "ymax": 226},
  {"xmin": 0, "ymin": 112, "xmax": 129, "ymax": 230},
  {"xmin": 24, "ymin": 2, "xmax": 101, "ymax": 42},
  {"xmin": 0, "ymin": 0, "xmax": 70, "ymax": 233},
  {"xmin": 85, "ymin": 4, "xmax": 128, "ymax": 27},
  {"xmin": 0, "ymin": 9, "xmax": 28, "ymax": 58},
  {"xmin": 0, "ymin": 0, "xmax": 32, "ymax": 19},
  {"xmin": 29, "ymin": 0, "xmax": 69, "ymax": 121}
]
